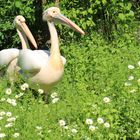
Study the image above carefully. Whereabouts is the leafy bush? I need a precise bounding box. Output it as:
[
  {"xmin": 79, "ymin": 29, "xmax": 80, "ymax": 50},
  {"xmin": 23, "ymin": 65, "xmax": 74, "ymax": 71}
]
[
  {"xmin": 0, "ymin": 31, "xmax": 140, "ymax": 139},
  {"xmin": 0, "ymin": 0, "xmax": 139, "ymax": 49}
]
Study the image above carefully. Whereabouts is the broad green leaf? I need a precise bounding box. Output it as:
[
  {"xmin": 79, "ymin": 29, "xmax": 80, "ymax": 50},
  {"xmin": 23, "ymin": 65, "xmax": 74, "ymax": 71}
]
[
  {"xmin": 15, "ymin": 1, "xmax": 22, "ymax": 8},
  {"xmin": 118, "ymin": 13, "xmax": 126, "ymax": 21}
]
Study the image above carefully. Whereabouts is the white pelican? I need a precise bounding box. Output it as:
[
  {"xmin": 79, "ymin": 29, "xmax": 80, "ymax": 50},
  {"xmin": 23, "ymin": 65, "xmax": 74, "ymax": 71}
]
[
  {"xmin": 17, "ymin": 7, "xmax": 85, "ymax": 101},
  {"xmin": 0, "ymin": 15, "xmax": 37, "ymax": 81}
]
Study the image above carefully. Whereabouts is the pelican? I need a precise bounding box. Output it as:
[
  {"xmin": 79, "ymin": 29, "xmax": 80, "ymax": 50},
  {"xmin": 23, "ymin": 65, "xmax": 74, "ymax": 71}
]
[
  {"xmin": 0, "ymin": 15, "xmax": 37, "ymax": 81},
  {"xmin": 17, "ymin": 7, "xmax": 85, "ymax": 101}
]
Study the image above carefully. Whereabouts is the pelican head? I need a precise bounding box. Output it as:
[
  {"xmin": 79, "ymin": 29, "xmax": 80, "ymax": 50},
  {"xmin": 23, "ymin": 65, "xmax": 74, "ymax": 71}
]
[
  {"xmin": 14, "ymin": 15, "xmax": 37, "ymax": 49},
  {"xmin": 43, "ymin": 7, "xmax": 85, "ymax": 35}
]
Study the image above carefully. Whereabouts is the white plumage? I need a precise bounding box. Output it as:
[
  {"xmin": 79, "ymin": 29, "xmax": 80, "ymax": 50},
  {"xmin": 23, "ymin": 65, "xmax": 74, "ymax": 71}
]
[{"xmin": 0, "ymin": 15, "xmax": 37, "ymax": 80}]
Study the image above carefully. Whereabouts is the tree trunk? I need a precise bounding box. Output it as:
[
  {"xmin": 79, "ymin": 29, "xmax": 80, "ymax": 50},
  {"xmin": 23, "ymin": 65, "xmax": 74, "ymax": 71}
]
[{"xmin": 33, "ymin": 0, "xmax": 50, "ymax": 49}]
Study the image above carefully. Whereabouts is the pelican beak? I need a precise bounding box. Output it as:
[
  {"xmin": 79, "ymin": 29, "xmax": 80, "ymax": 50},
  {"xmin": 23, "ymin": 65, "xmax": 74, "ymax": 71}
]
[
  {"xmin": 54, "ymin": 14, "xmax": 85, "ymax": 35},
  {"xmin": 20, "ymin": 22, "xmax": 37, "ymax": 49}
]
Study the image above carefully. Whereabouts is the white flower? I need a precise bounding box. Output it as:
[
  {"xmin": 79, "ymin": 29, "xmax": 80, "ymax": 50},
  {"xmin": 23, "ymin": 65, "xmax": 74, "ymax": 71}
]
[
  {"xmin": 71, "ymin": 128, "xmax": 78, "ymax": 134},
  {"xmin": 89, "ymin": 125, "xmax": 96, "ymax": 132},
  {"xmin": 124, "ymin": 82, "xmax": 132, "ymax": 86},
  {"xmin": 103, "ymin": 97, "xmax": 110, "ymax": 103},
  {"xmin": 13, "ymin": 133, "xmax": 20, "ymax": 138},
  {"xmin": 128, "ymin": 65, "xmax": 135, "ymax": 69},
  {"xmin": 20, "ymin": 83, "xmax": 29, "ymax": 90},
  {"xmin": 97, "ymin": 118, "xmax": 104, "ymax": 124},
  {"xmin": 63, "ymin": 126, "xmax": 69, "ymax": 129},
  {"xmin": 6, "ymin": 112, "xmax": 12, "ymax": 117},
  {"xmin": 129, "ymin": 89, "xmax": 136, "ymax": 93},
  {"xmin": 15, "ymin": 92, "xmax": 24, "ymax": 98},
  {"xmin": 11, "ymin": 102, "xmax": 17, "ymax": 106},
  {"xmin": 36, "ymin": 126, "xmax": 42, "ymax": 130},
  {"xmin": 7, "ymin": 117, "xmax": 16, "ymax": 122},
  {"xmin": 0, "ymin": 111, "xmax": 6, "ymax": 116},
  {"xmin": 1, "ymin": 98, "xmax": 6, "ymax": 101},
  {"xmin": 128, "ymin": 76, "xmax": 134, "ymax": 81},
  {"xmin": 138, "ymin": 61, "xmax": 140, "ymax": 66},
  {"xmin": 5, "ymin": 88, "xmax": 12, "ymax": 95},
  {"xmin": 15, "ymin": 95, "xmax": 19, "ymax": 99},
  {"xmin": 59, "ymin": 119, "xmax": 66, "ymax": 127},
  {"xmin": 23, "ymin": 83, "xmax": 29, "ymax": 88},
  {"xmin": 20, "ymin": 85, "xmax": 26, "ymax": 91},
  {"xmin": 5, "ymin": 122, "xmax": 14, "ymax": 128},
  {"xmin": 104, "ymin": 122, "xmax": 110, "ymax": 128},
  {"xmin": 38, "ymin": 89, "xmax": 44, "ymax": 94},
  {"xmin": 51, "ymin": 92, "xmax": 58, "ymax": 98},
  {"xmin": 52, "ymin": 98, "xmax": 59, "ymax": 104},
  {"xmin": 0, "ymin": 116, "xmax": 3, "ymax": 120},
  {"xmin": 0, "ymin": 133, "xmax": 6, "ymax": 138},
  {"xmin": 85, "ymin": 119, "xmax": 93, "ymax": 125},
  {"xmin": 7, "ymin": 98, "xmax": 17, "ymax": 106}
]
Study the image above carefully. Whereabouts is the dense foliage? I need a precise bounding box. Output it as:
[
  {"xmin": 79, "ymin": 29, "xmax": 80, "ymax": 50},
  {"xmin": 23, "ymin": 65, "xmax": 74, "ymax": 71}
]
[
  {"xmin": 0, "ymin": 0, "xmax": 140, "ymax": 49},
  {"xmin": 0, "ymin": 33, "xmax": 140, "ymax": 139},
  {"xmin": 0, "ymin": 0, "xmax": 140, "ymax": 139}
]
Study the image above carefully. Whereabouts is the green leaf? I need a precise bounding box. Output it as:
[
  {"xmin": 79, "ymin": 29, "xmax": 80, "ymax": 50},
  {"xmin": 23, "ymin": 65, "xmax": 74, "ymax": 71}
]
[
  {"xmin": 127, "ymin": 3, "xmax": 132, "ymax": 10},
  {"xmin": 102, "ymin": 0, "xmax": 107, "ymax": 5},
  {"xmin": 118, "ymin": 13, "xmax": 126, "ymax": 21},
  {"xmin": 15, "ymin": 1, "xmax": 22, "ymax": 8},
  {"xmin": 88, "ymin": 8, "xmax": 93, "ymax": 14},
  {"xmin": 129, "ymin": 10, "xmax": 134, "ymax": 17}
]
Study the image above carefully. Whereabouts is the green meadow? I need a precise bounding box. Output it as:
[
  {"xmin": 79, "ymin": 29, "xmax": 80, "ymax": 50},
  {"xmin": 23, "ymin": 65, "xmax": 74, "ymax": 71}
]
[{"xmin": 0, "ymin": 0, "xmax": 140, "ymax": 139}]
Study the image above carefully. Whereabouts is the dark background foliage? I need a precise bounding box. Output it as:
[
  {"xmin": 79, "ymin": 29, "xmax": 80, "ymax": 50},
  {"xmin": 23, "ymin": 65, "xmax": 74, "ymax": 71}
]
[{"xmin": 0, "ymin": 0, "xmax": 140, "ymax": 49}]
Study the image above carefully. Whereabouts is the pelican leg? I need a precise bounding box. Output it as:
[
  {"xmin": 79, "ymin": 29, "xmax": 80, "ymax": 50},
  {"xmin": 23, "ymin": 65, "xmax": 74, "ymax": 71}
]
[{"xmin": 45, "ymin": 93, "xmax": 49, "ymax": 103}]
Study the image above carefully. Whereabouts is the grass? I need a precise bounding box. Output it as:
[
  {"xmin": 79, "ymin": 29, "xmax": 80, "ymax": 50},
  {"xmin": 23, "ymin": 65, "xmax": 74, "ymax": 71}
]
[{"xmin": 0, "ymin": 31, "xmax": 140, "ymax": 139}]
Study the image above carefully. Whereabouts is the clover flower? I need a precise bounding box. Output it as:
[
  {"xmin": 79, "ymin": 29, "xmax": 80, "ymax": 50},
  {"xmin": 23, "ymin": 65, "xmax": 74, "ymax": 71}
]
[
  {"xmin": 138, "ymin": 61, "xmax": 140, "ymax": 66},
  {"xmin": 104, "ymin": 122, "xmax": 110, "ymax": 128},
  {"xmin": 7, "ymin": 98, "xmax": 17, "ymax": 106},
  {"xmin": 128, "ymin": 76, "xmax": 134, "ymax": 81},
  {"xmin": 63, "ymin": 126, "xmax": 69, "ymax": 129},
  {"xmin": 0, "ymin": 116, "xmax": 3, "ymax": 120},
  {"xmin": 103, "ymin": 97, "xmax": 110, "ymax": 103},
  {"xmin": 0, "ymin": 133, "xmax": 6, "ymax": 138},
  {"xmin": 36, "ymin": 126, "xmax": 42, "ymax": 130},
  {"xmin": 124, "ymin": 82, "xmax": 132, "ymax": 86},
  {"xmin": 1, "ymin": 98, "xmax": 6, "ymax": 102},
  {"xmin": 20, "ymin": 83, "xmax": 29, "ymax": 90},
  {"xmin": 89, "ymin": 125, "xmax": 96, "ymax": 132},
  {"xmin": 71, "ymin": 128, "xmax": 78, "ymax": 134},
  {"xmin": 0, "ymin": 111, "xmax": 6, "ymax": 116},
  {"xmin": 6, "ymin": 112, "xmax": 12, "ymax": 117},
  {"xmin": 38, "ymin": 89, "xmax": 44, "ymax": 94},
  {"xmin": 85, "ymin": 119, "xmax": 93, "ymax": 125},
  {"xmin": 5, "ymin": 123, "xmax": 14, "ymax": 128},
  {"xmin": 5, "ymin": 88, "xmax": 12, "ymax": 95},
  {"xmin": 52, "ymin": 98, "xmax": 59, "ymax": 104},
  {"xmin": 15, "ymin": 92, "xmax": 24, "ymax": 99},
  {"xmin": 129, "ymin": 89, "xmax": 136, "ymax": 93},
  {"xmin": 7, "ymin": 117, "xmax": 16, "ymax": 122},
  {"xmin": 59, "ymin": 119, "xmax": 66, "ymax": 127},
  {"xmin": 13, "ymin": 133, "xmax": 20, "ymax": 138},
  {"xmin": 128, "ymin": 65, "xmax": 135, "ymax": 69},
  {"xmin": 97, "ymin": 117, "xmax": 104, "ymax": 124},
  {"xmin": 51, "ymin": 92, "xmax": 58, "ymax": 98}
]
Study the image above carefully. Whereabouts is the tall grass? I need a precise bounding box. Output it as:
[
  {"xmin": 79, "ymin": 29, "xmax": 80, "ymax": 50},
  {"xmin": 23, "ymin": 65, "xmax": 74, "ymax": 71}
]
[{"xmin": 0, "ymin": 31, "xmax": 140, "ymax": 139}]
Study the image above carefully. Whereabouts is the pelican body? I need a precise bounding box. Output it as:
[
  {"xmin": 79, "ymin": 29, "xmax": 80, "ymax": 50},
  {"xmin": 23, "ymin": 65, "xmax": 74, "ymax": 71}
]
[{"xmin": 17, "ymin": 7, "xmax": 85, "ymax": 99}]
